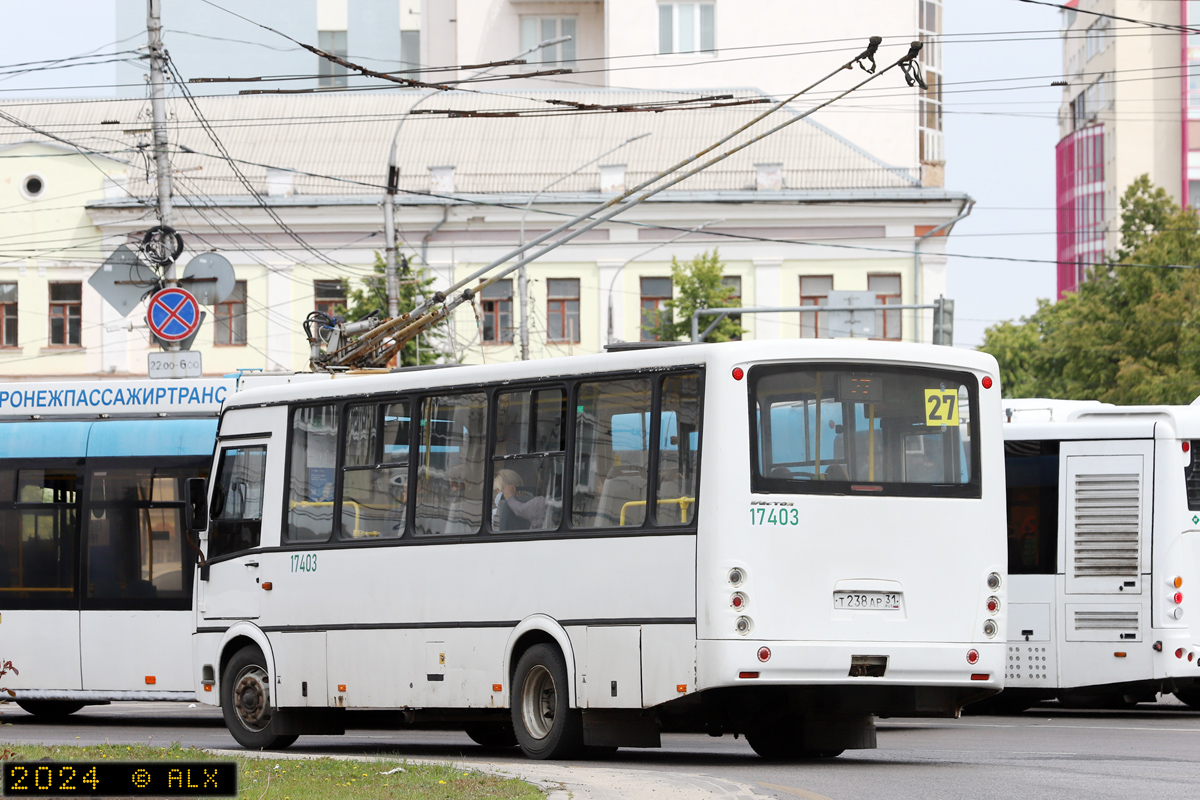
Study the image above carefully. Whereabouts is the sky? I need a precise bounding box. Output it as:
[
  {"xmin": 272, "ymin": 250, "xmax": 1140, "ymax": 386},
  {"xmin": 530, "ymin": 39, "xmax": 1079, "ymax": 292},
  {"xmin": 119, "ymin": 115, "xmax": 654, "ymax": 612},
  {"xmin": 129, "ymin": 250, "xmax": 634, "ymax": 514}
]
[{"xmin": 0, "ymin": 0, "xmax": 1066, "ymax": 348}]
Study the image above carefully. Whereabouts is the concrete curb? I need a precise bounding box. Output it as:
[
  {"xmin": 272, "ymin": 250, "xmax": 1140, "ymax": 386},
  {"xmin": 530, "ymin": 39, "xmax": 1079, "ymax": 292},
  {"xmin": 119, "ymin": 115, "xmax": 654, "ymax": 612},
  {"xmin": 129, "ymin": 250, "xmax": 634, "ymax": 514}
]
[{"xmin": 208, "ymin": 748, "xmax": 773, "ymax": 799}]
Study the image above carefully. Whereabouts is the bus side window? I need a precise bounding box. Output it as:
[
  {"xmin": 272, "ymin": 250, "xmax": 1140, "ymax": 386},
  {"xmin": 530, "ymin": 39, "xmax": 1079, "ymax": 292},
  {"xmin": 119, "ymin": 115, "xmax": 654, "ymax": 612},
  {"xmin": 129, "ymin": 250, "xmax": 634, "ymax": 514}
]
[
  {"xmin": 572, "ymin": 378, "xmax": 652, "ymax": 530},
  {"xmin": 286, "ymin": 405, "xmax": 339, "ymax": 543},
  {"xmin": 0, "ymin": 468, "xmax": 77, "ymax": 597},
  {"xmin": 655, "ymin": 372, "xmax": 701, "ymax": 526},
  {"xmin": 210, "ymin": 446, "xmax": 267, "ymax": 559},
  {"xmin": 415, "ymin": 393, "xmax": 487, "ymax": 537},
  {"xmin": 491, "ymin": 388, "xmax": 565, "ymax": 533},
  {"xmin": 340, "ymin": 402, "xmax": 407, "ymax": 540}
]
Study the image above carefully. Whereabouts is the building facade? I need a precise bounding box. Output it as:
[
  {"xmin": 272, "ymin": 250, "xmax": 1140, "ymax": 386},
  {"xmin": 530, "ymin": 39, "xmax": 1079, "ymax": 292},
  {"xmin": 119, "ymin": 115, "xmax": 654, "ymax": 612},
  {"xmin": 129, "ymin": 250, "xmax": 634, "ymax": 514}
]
[
  {"xmin": 1056, "ymin": 0, "xmax": 1190, "ymax": 296},
  {"xmin": 0, "ymin": 90, "xmax": 966, "ymax": 379},
  {"xmin": 112, "ymin": 0, "xmax": 942, "ymax": 187}
]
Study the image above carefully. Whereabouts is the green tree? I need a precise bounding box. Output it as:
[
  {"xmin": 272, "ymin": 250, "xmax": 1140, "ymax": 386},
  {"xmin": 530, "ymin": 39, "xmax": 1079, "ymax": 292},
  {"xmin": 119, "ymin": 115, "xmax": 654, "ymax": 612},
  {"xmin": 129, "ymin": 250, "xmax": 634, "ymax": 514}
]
[
  {"xmin": 340, "ymin": 252, "xmax": 453, "ymax": 367},
  {"xmin": 645, "ymin": 249, "xmax": 745, "ymax": 342},
  {"xmin": 980, "ymin": 175, "xmax": 1200, "ymax": 403}
]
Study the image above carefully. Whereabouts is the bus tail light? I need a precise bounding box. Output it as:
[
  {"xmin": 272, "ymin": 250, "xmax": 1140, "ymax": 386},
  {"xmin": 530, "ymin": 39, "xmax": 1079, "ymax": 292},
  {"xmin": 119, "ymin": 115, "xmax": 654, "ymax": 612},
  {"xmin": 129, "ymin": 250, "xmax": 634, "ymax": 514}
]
[
  {"xmin": 966, "ymin": 649, "xmax": 979, "ymax": 665},
  {"xmin": 739, "ymin": 671, "xmax": 759, "ymax": 679},
  {"xmin": 757, "ymin": 647, "xmax": 771, "ymax": 662},
  {"xmin": 1174, "ymin": 576, "xmax": 1184, "ymax": 589},
  {"xmin": 982, "ymin": 377, "xmax": 993, "ymax": 389},
  {"xmin": 735, "ymin": 616, "xmax": 752, "ymax": 636},
  {"xmin": 732, "ymin": 367, "xmax": 744, "ymax": 381},
  {"xmin": 970, "ymin": 674, "xmax": 990, "ymax": 681},
  {"xmin": 987, "ymin": 572, "xmax": 1002, "ymax": 591},
  {"xmin": 986, "ymin": 597, "xmax": 1000, "ymax": 614},
  {"xmin": 731, "ymin": 592, "xmax": 748, "ymax": 610},
  {"xmin": 728, "ymin": 568, "xmax": 745, "ymax": 587},
  {"xmin": 1177, "ymin": 649, "xmax": 1185, "ymax": 659},
  {"xmin": 983, "ymin": 620, "xmax": 997, "ymax": 638},
  {"xmin": 1174, "ymin": 592, "xmax": 1184, "ymax": 604},
  {"xmin": 1174, "ymin": 608, "xmax": 1185, "ymax": 620}
]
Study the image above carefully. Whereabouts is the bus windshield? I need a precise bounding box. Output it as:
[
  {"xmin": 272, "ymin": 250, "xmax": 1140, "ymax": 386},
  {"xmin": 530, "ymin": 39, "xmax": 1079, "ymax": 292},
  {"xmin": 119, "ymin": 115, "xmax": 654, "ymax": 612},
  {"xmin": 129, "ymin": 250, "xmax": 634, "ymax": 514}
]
[{"xmin": 751, "ymin": 363, "xmax": 980, "ymax": 498}]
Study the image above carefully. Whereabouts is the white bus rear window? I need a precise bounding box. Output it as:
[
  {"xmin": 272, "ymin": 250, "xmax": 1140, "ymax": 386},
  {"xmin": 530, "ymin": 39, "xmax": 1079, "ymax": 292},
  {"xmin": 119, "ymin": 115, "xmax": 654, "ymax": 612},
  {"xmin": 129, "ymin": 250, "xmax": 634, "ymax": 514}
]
[{"xmin": 751, "ymin": 364, "xmax": 980, "ymax": 498}]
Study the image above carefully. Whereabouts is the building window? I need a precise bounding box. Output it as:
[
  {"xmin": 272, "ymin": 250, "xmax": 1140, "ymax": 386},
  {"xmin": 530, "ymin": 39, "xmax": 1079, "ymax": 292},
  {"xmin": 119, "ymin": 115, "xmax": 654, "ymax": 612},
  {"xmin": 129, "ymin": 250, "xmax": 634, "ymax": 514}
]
[
  {"xmin": 868, "ymin": 274, "xmax": 902, "ymax": 341},
  {"xmin": 481, "ymin": 280, "xmax": 513, "ymax": 344},
  {"xmin": 640, "ymin": 277, "xmax": 673, "ymax": 341},
  {"xmin": 1055, "ymin": 124, "xmax": 1106, "ymax": 297},
  {"xmin": 48, "ymin": 282, "xmax": 81, "ymax": 347},
  {"xmin": 314, "ymin": 280, "xmax": 346, "ymax": 318},
  {"xmin": 400, "ymin": 0, "xmax": 421, "ymax": 71},
  {"xmin": 799, "ymin": 275, "xmax": 832, "ymax": 339},
  {"xmin": 722, "ymin": 275, "xmax": 742, "ymax": 340},
  {"xmin": 0, "ymin": 283, "xmax": 16, "ymax": 347},
  {"xmin": 520, "ymin": 17, "xmax": 576, "ymax": 66},
  {"xmin": 318, "ymin": 30, "xmax": 348, "ymax": 87},
  {"xmin": 658, "ymin": 3, "xmax": 715, "ymax": 54},
  {"xmin": 547, "ymin": 278, "xmax": 580, "ymax": 343},
  {"xmin": 1085, "ymin": 16, "xmax": 1110, "ymax": 61},
  {"xmin": 215, "ymin": 280, "xmax": 247, "ymax": 346},
  {"xmin": 918, "ymin": 0, "xmax": 942, "ymax": 164}
]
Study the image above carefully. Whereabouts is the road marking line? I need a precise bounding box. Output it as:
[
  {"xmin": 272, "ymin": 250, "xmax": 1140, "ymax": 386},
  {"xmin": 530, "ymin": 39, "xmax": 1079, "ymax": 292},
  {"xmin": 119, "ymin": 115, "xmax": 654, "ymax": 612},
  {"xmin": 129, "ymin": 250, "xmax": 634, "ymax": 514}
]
[{"xmin": 756, "ymin": 781, "xmax": 837, "ymax": 800}]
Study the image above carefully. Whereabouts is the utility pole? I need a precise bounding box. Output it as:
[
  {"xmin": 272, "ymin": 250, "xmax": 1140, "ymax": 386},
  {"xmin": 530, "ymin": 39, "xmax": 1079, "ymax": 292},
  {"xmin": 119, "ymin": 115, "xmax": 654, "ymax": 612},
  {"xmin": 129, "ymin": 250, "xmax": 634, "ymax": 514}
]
[{"xmin": 147, "ymin": 0, "xmax": 173, "ymax": 249}]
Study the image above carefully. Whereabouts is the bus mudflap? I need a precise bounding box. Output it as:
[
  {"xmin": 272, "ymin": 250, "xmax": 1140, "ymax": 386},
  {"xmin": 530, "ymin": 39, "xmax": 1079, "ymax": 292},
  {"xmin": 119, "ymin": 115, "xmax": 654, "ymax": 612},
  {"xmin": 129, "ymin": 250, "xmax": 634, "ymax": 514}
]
[
  {"xmin": 268, "ymin": 708, "xmax": 346, "ymax": 737},
  {"xmin": 581, "ymin": 709, "xmax": 660, "ymax": 748}
]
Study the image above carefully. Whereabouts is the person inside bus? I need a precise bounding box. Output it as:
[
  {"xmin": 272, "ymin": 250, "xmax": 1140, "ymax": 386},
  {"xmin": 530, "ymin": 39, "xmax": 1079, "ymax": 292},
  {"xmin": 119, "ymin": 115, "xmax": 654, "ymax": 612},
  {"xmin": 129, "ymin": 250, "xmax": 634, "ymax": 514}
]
[{"xmin": 493, "ymin": 468, "xmax": 544, "ymax": 532}]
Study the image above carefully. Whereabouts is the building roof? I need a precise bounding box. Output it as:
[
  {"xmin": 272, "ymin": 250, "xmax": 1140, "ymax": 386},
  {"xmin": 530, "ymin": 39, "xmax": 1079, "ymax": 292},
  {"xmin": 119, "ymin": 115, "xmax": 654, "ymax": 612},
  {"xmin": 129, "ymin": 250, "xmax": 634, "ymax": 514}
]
[{"xmin": 0, "ymin": 88, "xmax": 920, "ymax": 200}]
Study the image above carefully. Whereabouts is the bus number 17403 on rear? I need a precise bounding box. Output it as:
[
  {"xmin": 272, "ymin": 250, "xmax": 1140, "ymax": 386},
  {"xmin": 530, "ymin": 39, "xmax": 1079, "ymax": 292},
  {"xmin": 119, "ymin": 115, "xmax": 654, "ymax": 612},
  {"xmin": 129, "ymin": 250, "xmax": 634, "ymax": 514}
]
[{"xmin": 750, "ymin": 507, "xmax": 800, "ymax": 526}]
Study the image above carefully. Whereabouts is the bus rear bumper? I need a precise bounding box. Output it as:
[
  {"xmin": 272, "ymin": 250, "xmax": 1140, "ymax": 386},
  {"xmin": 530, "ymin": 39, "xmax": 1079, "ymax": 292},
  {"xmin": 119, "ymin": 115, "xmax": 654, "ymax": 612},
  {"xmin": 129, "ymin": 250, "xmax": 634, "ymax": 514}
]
[{"xmin": 696, "ymin": 639, "xmax": 1003, "ymax": 713}]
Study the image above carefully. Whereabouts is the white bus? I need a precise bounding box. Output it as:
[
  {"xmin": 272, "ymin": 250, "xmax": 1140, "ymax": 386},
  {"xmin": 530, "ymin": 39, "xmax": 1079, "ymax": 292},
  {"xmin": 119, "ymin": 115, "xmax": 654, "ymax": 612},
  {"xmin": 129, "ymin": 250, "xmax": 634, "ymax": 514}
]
[
  {"xmin": 999, "ymin": 400, "xmax": 1200, "ymax": 708},
  {"xmin": 0, "ymin": 378, "xmax": 234, "ymax": 716},
  {"xmin": 190, "ymin": 340, "xmax": 1007, "ymax": 759}
]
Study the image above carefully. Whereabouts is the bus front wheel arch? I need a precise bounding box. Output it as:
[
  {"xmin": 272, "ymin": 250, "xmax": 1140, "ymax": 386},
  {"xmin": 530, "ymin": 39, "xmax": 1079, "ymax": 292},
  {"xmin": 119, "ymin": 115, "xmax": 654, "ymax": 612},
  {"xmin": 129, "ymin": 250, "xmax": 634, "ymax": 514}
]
[{"xmin": 220, "ymin": 645, "xmax": 297, "ymax": 751}]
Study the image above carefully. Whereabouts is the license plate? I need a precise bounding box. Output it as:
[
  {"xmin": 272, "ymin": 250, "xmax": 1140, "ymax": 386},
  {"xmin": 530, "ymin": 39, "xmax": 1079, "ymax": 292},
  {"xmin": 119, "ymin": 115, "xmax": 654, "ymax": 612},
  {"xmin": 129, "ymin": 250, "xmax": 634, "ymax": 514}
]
[{"xmin": 833, "ymin": 591, "xmax": 903, "ymax": 610}]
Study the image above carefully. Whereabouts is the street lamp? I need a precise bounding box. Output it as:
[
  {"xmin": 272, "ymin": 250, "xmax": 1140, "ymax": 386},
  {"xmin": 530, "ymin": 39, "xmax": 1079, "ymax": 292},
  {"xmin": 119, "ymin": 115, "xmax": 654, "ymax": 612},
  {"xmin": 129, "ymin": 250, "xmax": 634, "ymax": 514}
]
[
  {"xmin": 516, "ymin": 131, "xmax": 651, "ymax": 360},
  {"xmin": 606, "ymin": 219, "xmax": 724, "ymax": 345},
  {"xmin": 381, "ymin": 35, "xmax": 572, "ymax": 317}
]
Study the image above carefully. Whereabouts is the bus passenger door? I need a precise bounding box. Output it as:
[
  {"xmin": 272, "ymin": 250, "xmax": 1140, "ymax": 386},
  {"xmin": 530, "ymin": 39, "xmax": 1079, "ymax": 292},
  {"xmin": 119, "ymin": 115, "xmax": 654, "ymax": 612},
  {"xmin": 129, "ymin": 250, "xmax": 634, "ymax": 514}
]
[{"xmin": 199, "ymin": 443, "xmax": 269, "ymax": 621}]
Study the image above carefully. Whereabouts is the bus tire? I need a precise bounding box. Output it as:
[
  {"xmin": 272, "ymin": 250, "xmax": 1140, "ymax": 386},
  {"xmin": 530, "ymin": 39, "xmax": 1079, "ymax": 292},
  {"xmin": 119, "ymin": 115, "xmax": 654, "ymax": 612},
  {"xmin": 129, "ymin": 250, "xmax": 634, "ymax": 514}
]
[
  {"xmin": 1173, "ymin": 687, "xmax": 1200, "ymax": 709},
  {"xmin": 221, "ymin": 646, "xmax": 297, "ymax": 751},
  {"xmin": 464, "ymin": 722, "xmax": 518, "ymax": 749},
  {"xmin": 16, "ymin": 700, "xmax": 85, "ymax": 719},
  {"xmin": 510, "ymin": 644, "xmax": 583, "ymax": 760},
  {"xmin": 746, "ymin": 722, "xmax": 843, "ymax": 761}
]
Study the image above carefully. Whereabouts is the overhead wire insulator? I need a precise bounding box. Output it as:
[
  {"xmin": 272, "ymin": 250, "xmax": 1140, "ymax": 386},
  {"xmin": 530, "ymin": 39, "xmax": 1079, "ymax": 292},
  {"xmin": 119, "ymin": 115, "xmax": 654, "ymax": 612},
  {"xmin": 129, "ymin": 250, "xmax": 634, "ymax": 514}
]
[{"xmin": 852, "ymin": 36, "xmax": 882, "ymax": 74}]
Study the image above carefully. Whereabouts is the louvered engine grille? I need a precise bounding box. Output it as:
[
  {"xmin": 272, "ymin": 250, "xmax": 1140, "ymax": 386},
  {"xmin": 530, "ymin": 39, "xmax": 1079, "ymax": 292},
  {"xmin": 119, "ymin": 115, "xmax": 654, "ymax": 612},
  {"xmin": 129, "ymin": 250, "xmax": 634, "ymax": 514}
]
[
  {"xmin": 1072, "ymin": 473, "xmax": 1140, "ymax": 578},
  {"xmin": 1074, "ymin": 610, "xmax": 1139, "ymax": 630}
]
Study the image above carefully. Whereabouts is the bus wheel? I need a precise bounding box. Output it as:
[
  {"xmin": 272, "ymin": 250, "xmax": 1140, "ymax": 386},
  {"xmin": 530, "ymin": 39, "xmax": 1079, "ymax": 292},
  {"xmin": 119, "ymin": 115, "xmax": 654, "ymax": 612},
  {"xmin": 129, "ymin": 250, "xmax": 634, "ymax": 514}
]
[
  {"xmin": 510, "ymin": 644, "xmax": 583, "ymax": 760},
  {"xmin": 16, "ymin": 701, "xmax": 85, "ymax": 719},
  {"xmin": 465, "ymin": 722, "xmax": 518, "ymax": 749},
  {"xmin": 746, "ymin": 724, "xmax": 843, "ymax": 761},
  {"xmin": 221, "ymin": 646, "xmax": 297, "ymax": 751},
  {"xmin": 1173, "ymin": 687, "xmax": 1200, "ymax": 709}
]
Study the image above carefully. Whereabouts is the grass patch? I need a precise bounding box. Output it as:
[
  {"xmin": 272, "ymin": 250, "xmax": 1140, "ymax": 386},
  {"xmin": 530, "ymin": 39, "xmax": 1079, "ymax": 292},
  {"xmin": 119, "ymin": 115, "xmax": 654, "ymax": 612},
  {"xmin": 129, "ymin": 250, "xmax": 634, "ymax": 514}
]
[{"xmin": 0, "ymin": 743, "xmax": 543, "ymax": 800}]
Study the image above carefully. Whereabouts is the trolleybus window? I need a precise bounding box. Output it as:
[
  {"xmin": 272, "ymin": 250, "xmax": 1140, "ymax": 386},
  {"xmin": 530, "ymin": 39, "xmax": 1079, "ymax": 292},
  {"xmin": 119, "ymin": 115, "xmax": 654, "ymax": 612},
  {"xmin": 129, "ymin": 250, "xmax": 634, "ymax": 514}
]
[
  {"xmin": 210, "ymin": 446, "xmax": 267, "ymax": 559},
  {"xmin": 656, "ymin": 372, "xmax": 701, "ymax": 525},
  {"xmin": 751, "ymin": 365, "xmax": 980, "ymax": 498},
  {"xmin": 492, "ymin": 388, "xmax": 566, "ymax": 533},
  {"xmin": 1185, "ymin": 441, "xmax": 1200, "ymax": 511},
  {"xmin": 573, "ymin": 378, "xmax": 652, "ymax": 528},
  {"xmin": 415, "ymin": 392, "xmax": 487, "ymax": 537},
  {"xmin": 1004, "ymin": 440, "xmax": 1059, "ymax": 575},
  {"xmin": 286, "ymin": 404, "xmax": 339, "ymax": 543},
  {"xmin": 85, "ymin": 463, "xmax": 206, "ymax": 603},
  {"xmin": 0, "ymin": 468, "xmax": 77, "ymax": 603},
  {"xmin": 339, "ymin": 402, "xmax": 407, "ymax": 540}
]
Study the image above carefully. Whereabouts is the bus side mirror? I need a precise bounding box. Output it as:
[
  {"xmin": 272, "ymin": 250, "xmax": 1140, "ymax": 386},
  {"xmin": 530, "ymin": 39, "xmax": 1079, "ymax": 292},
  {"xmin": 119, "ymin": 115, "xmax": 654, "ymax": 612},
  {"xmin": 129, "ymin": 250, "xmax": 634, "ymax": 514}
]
[{"xmin": 185, "ymin": 477, "xmax": 208, "ymax": 532}]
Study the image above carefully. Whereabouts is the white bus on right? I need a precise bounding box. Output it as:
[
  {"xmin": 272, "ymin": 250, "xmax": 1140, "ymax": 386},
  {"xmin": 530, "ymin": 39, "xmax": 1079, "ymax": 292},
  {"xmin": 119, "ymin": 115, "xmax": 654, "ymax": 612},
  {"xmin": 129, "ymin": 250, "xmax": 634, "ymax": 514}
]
[{"xmin": 1002, "ymin": 399, "xmax": 1200, "ymax": 708}]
